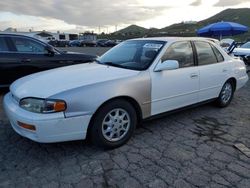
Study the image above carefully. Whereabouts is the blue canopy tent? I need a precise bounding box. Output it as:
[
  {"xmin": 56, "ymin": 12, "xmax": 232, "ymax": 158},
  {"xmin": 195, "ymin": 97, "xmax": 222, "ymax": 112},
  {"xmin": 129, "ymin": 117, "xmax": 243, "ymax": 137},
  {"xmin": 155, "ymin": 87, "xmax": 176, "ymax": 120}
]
[{"xmin": 197, "ymin": 21, "xmax": 248, "ymax": 40}]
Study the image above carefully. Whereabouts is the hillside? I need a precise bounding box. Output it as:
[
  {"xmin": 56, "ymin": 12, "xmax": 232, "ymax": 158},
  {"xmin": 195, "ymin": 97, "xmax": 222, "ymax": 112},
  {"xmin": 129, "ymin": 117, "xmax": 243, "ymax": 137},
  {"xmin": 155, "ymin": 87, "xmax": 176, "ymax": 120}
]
[
  {"xmin": 115, "ymin": 24, "xmax": 148, "ymax": 35},
  {"xmin": 110, "ymin": 8, "xmax": 250, "ymax": 41}
]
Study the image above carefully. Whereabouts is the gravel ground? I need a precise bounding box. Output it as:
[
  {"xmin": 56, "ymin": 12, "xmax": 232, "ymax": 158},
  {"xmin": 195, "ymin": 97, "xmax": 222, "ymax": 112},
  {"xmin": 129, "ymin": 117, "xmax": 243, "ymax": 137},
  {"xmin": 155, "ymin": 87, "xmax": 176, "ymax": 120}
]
[{"xmin": 0, "ymin": 49, "xmax": 249, "ymax": 187}]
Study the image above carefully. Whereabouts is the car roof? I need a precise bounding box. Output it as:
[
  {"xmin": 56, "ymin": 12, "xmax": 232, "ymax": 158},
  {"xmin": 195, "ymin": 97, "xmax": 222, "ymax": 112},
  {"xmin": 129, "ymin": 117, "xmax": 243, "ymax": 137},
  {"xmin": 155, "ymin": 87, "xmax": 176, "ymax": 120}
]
[
  {"xmin": 129, "ymin": 37, "xmax": 218, "ymax": 43},
  {"xmin": 0, "ymin": 33, "xmax": 38, "ymax": 38}
]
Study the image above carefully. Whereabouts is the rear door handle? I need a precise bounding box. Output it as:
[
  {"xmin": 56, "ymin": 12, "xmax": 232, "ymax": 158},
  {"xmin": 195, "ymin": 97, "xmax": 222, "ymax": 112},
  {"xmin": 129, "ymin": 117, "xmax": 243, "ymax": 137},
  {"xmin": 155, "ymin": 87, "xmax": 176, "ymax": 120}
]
[
  {"xmin": 21, "ymin": 58, "xmax": 31, "ymax": 63},
  {"xmin": 190, "ymin": 73, "xmax": 198, "ymax": 79}
]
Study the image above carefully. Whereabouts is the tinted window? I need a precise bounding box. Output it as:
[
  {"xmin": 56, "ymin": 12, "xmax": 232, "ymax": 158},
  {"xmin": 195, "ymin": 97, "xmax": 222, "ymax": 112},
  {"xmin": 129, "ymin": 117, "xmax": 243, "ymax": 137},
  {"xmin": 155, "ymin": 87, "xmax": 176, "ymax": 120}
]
[
  {"xmin": 211, "ymin": 45, "xmax": 224, "ymax": 62},
  {"xmin": 195, "ymin": 41, "xmax": 218, "ymax": 66},
  {"xmin": 0, "ymin": 37, "xmax": 9, "ymax": 52},
  {"xmin": 59, "ymin": 35, "xmax": 66, "ymax": 40},
  {"xmin": 162, "ymin": 41, "xmax": 194, "ymax": 68},
  {"xmin": 11, "ymin": 37, "xmax": 45, "ymax": 53}
]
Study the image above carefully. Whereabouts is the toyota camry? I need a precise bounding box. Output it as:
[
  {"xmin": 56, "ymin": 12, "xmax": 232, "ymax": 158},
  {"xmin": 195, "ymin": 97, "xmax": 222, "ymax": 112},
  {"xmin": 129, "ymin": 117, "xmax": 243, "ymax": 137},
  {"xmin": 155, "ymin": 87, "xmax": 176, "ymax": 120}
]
[{"xmin": 3, "ymin": 37, "xmax": 248, "ymax": 148}]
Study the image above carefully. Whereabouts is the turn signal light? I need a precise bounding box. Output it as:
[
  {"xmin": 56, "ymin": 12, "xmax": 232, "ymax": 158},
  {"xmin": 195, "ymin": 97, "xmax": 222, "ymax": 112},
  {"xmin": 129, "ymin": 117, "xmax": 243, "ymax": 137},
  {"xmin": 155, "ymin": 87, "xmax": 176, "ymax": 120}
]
[
  {"xmin": 17, "ymin": 121, "xmax": 36, "ymax": 131},
  {"xmin": 53, "ymin": 101, "xmax": 66, "ymax": 112}
]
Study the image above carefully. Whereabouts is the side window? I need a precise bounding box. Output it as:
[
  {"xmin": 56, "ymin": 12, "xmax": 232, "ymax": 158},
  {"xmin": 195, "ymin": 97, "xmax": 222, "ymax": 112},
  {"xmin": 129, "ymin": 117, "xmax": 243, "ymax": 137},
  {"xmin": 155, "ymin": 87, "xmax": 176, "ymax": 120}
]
[
  {"xmin": 11, "ymin": 37, "xmax": 45, "ymax": 53},
  {"xmin": 211, "ymin": 44, "xmax": 224, "ymax": 62},
  {"xmin": 0, "ymin": 37, "xmax": 9, "ymax": 52},
  {"xmin": 162, "ymin": 41, "xmax": 194, "ymax": 68},
  {"xmin": 195, "ymin": 41, "xmax": 218, "ymax": 65}
]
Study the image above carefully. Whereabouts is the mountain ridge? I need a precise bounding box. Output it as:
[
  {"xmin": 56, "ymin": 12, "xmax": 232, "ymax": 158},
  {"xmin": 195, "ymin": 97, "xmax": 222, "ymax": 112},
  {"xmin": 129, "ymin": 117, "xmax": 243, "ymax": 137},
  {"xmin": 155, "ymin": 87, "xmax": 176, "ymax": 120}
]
[{"xmin": 112, "ymin": 8, "xmax": 250, "ymax": 41}]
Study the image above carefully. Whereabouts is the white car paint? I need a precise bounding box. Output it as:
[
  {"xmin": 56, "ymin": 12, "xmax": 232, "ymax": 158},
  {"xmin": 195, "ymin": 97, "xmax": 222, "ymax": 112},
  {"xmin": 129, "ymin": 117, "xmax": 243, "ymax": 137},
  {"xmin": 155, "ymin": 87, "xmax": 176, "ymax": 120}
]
[
  {"xmin": 151, "ymin": 66, "xmax": 199, "ymax": 115},
  {"xmin": 4, "ymin": 92, "xmax": 91, "ymax": 142},
  {"xmin": 11, "ymin": 62, "xmax": 140, "ymax": 99},
  {"xmin": 233, "ymin": 47, "xmax": 250, "ymax": 56},
  {"xmin": 3, "ymin": 37, "xmax": 249, "ymax": 144},
  {"xmin": 198, "ymin": 60, "xmax": 233, "ymax": 102}
]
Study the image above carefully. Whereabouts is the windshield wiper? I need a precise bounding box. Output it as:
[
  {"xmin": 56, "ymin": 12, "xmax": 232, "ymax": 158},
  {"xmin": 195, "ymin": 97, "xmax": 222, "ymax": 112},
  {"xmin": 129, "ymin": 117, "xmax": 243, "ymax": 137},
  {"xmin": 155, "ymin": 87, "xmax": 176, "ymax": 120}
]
[
  {"xmin": 104, "ymin": 62, "xmax": 125, "ymax": 68},
  {"xmin": 95, "ymin": 60, "xmax": 125, "ymax": 68}
]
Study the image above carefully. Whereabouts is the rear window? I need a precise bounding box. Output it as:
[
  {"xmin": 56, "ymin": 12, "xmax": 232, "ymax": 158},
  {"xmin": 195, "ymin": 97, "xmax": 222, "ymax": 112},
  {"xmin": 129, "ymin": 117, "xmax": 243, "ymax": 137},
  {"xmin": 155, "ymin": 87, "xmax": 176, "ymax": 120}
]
[
  {"xmin": 0, "ymin": 37, "xmax": 9, "ymax": 52},
  {"xmin": 211, "ymin": 45, "xmax": 224, "ymax": 62},
  {"xmin": 194, "ymin": 41, "xmax": 218, "ymax": 66}
]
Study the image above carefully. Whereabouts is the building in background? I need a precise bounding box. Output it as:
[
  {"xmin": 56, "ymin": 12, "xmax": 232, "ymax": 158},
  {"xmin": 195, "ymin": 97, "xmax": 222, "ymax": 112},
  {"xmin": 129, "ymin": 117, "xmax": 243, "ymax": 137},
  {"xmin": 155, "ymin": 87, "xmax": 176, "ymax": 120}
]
[
  {"xmin": 79, "ymin": 32, "xmax": 97, "ymax": 41},
  {"xmin": 0, "ymin": 28, "xmax": 79, "ymax": 43}
]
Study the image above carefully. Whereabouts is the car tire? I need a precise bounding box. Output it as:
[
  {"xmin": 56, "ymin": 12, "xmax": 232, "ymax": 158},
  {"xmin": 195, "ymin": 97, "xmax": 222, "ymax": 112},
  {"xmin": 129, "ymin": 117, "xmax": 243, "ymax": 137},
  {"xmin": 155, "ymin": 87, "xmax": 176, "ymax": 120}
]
[
  {"xmin": 216, "ymin": 81, "xmax": 234, "ymax": 107},
  {"xmin": 90, "ymin": 99, "xmax": 137, "ymax": 149}
]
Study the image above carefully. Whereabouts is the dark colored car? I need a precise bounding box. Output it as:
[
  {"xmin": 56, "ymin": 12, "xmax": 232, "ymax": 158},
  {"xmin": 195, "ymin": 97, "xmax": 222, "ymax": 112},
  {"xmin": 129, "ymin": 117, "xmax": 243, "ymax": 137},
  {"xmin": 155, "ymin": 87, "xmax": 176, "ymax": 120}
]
[
  {"xmin": 0, "ymin": 34, "xmax": 97, "ymax": 87},
  {"xmin": 81, "ymin": 40, "xmax": 97, "ymax": 47},
  {"xmin": 69, "ymin": 40, "xmax": 96, "ymax": 47},
  {"xmin": 104, "ymin": 40, "xmax": 117, "ymax": 47},
  {"xmin": 69, "ymin": 40, "xmax": 82, "ymax": 47},
  {"xmin": 96, "ymin": 39, "xmax": 109, "ymax": 47},
  {"xmin": 49, "ymin": 40, "xmax": 70, "ymax": 47}
]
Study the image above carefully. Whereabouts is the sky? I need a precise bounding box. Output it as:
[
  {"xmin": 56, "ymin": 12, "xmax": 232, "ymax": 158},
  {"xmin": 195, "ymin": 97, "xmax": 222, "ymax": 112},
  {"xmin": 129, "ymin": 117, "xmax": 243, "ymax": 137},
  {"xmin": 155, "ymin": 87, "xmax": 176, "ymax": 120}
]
[{"xmin": 0, "ymin": 0, "xmax": 250, "ymax": 33}]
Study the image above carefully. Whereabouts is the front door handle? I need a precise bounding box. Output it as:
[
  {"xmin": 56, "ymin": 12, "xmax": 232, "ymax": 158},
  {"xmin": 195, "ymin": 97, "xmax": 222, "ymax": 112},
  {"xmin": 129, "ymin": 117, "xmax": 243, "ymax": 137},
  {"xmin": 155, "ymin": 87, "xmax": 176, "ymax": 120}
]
[
  {"xmin": 21, "ymin": 58, "xmax": 31, "ymax": 63},
  {"xmin": 190, "ymin": 73, "xmax": 198, "ymax": 79}
]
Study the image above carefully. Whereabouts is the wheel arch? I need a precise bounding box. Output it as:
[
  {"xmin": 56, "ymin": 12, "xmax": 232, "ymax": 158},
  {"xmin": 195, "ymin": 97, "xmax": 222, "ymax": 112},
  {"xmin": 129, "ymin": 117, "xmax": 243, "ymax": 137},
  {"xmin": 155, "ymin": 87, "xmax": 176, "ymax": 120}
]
[
  {"xmin": 226, "ymin": 77, "xmax": 237, "ymax": 91},
  {"xmin": 86, "ymin": 96, "xmax": 143, "ymax": 140}
]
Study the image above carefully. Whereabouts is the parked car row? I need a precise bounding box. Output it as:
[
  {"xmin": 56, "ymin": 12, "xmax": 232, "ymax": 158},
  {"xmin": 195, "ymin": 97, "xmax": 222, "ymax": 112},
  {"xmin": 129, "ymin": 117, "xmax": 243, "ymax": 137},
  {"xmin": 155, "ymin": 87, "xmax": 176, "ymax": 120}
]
[
  {"xmin": 69, "ymin": 40, "xmax": 97, "ymax": 47},
  {"xmin": 46, "ymin": 38, "xmax": 121, "ymax": 48},
  {"xmin": 0, "ymin": 34, "xmax": 97, "ymax": 87},
  {"xmin": 2, "ymin": 36, "xmax": 249, "ymax": 149}
]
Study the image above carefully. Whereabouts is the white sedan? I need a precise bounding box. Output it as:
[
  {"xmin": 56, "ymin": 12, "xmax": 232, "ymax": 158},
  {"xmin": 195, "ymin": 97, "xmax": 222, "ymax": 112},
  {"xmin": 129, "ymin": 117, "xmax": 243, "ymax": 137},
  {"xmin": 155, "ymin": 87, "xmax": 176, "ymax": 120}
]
[{"xmin": 3, "ymin": 37, "xmax": 249, "ymax": 148}]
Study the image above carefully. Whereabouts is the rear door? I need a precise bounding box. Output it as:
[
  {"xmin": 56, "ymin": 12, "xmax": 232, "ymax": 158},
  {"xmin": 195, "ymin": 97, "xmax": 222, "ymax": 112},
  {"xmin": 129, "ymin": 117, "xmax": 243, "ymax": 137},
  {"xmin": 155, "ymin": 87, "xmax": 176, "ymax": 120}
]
[{"xmin": 194, "ymin": 41, "xmax": 230, "ymax": 102}]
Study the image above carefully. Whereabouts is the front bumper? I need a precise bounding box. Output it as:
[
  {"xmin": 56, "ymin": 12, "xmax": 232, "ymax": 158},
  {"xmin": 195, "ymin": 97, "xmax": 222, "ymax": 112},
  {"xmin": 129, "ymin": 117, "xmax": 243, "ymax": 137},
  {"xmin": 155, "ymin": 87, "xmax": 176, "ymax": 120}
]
[{"xmin": 3, "ymin": 92, "xmax": 92, "ymax": 143}]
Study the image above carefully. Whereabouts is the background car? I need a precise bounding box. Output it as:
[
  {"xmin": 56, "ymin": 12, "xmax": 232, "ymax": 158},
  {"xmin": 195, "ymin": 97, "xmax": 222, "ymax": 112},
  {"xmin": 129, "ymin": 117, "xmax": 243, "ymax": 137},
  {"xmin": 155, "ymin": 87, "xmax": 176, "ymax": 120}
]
[
  {"xmin": 233, "ymin": 41, "xmax": 250, "ymax": 65},
  {"xmin": 81, "ymin": 40, "xmax": 97, "ymax": 47},
  {"xmin": 69, "ymin": 40, "xmax": 82, "ymax": 47},
  {"xmin": 103, "ymin": 40, "xmax": 117, "ymax": 47},
  {"xmin": 0, "ymin": 34, "xmax": 97, "ymax": 87},
  {"xmin": 96, "ymin": 39, "xmax": 109, "ymax": 47}
]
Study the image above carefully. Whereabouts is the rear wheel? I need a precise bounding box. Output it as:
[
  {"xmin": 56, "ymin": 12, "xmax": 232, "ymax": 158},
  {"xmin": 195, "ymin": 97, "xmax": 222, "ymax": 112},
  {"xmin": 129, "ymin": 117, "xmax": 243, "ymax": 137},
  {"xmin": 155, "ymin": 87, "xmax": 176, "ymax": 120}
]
[
  {"xmin": 90, "ymin": 99, "xmax": 137, "ymax": 149},
  {"xmin": 216, "ymin": 81, "xmax": 234, "ymax": 107}
]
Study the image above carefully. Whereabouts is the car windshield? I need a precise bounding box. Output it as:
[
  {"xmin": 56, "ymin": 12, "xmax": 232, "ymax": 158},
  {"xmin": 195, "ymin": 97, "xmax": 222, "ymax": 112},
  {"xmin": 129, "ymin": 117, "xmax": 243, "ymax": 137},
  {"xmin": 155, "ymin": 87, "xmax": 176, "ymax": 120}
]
[
  {"xmin": 240, "ymin": 42, "xmax": 250, "ymax": 49},
  {"xmin": 97, "ymin": 40, "xmax": 166, "ymax": 70}
]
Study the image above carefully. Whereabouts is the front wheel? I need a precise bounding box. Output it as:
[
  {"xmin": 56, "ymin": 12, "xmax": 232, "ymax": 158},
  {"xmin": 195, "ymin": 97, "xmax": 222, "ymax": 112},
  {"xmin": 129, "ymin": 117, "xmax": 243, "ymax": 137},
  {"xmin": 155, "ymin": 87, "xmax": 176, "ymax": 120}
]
[
  {"xmin": 90, "ymin": 99, "xmax": 137, "ymax": 149},
  {"xmin": 216, "ymin": 81, "xmax": 234, "ymax": 107}
]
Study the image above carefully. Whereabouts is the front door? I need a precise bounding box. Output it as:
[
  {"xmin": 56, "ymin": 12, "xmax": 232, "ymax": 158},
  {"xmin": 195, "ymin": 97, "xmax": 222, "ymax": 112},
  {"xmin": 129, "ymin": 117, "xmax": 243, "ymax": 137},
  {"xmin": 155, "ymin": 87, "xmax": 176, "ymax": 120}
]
[{"xmin": 150, "ymin": 41, "xmax": 199, "ymax": 115}]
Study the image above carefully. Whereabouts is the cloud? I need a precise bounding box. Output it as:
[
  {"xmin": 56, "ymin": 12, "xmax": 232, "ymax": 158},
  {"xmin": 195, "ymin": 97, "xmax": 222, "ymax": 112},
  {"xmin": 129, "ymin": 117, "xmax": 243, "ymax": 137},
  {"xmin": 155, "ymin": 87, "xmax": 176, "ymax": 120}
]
[
  {"xmin": 190, "ymin": 0, "xmax": 202, "ymax": 6},
  {"xmin": 0, "ymin": 0, "xmax": 169, "ymax": 27},
  {"xmin": 214, "ymin": 0, "xmax": 249, "ymax": 6}
]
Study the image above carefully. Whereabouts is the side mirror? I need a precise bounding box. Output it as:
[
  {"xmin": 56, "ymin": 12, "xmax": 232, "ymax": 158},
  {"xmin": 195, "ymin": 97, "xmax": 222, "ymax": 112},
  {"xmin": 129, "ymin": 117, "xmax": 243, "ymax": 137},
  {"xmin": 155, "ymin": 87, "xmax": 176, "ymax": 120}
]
[
  {"xmin": 45, "ymin": 45, "xmax": 56, "ymax": 56},
  {"xmin": 154, "ymin": 60, "xmax": 179, "ymax": 72}
]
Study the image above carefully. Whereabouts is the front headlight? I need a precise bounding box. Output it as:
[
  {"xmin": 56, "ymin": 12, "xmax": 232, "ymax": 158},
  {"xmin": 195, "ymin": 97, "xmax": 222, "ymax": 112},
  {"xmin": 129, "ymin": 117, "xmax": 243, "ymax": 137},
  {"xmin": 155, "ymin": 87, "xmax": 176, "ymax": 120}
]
[{"xmin": 19, "ymin": 98, "xmax": 66, "ymax": 113}]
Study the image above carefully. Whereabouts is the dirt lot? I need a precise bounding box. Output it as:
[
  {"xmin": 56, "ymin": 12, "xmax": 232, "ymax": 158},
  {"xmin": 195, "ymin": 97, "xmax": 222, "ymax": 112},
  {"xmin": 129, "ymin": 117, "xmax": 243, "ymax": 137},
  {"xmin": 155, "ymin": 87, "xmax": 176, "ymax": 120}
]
[{"xmin": 0, "ymin": 48, "xmax": 250, "ymax": 187}]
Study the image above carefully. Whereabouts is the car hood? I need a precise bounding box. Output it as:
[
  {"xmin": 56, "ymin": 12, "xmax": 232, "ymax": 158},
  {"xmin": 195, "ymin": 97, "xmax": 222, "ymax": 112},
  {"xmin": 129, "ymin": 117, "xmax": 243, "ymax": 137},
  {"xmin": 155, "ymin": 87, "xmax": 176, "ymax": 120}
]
[{"xmin": 11, "ymin": 63, "xmax": 140, "ymax": 99}]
